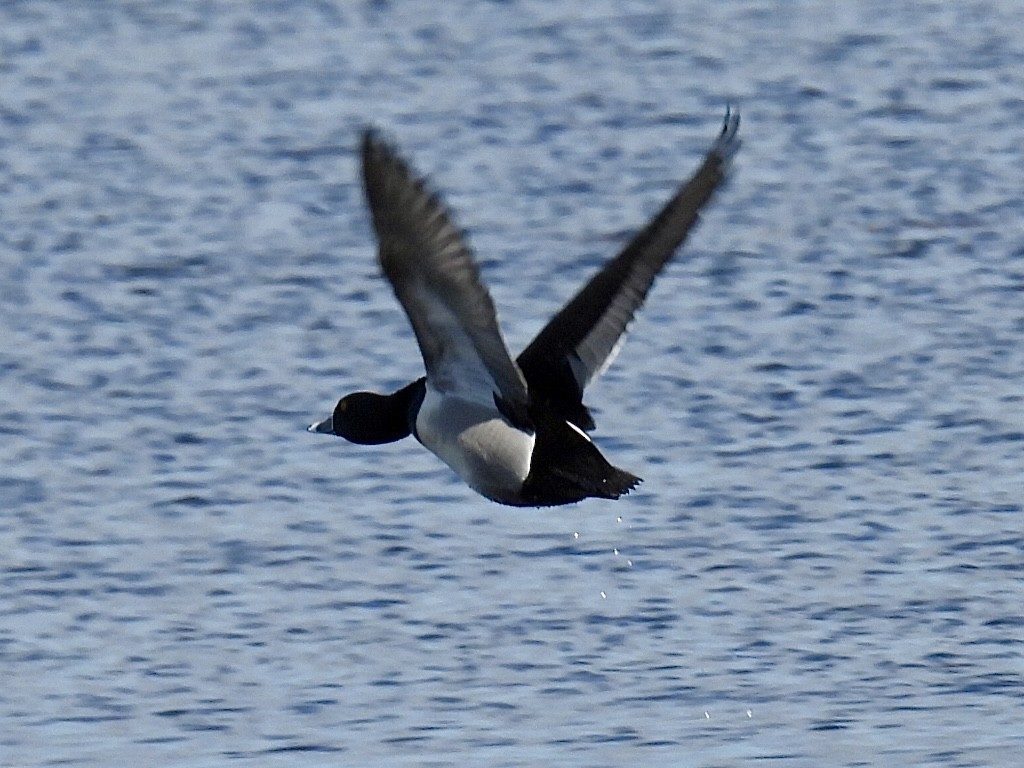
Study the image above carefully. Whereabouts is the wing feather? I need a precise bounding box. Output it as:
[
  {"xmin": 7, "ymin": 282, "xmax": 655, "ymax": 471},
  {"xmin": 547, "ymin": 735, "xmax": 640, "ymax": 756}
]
[
  {"xmin": 362, "ymin": 130, "xmax": 530, "ymax": 414},
  {"xmin": 517, "ymin": 108, "xmax": 740, "ymax": 429}
]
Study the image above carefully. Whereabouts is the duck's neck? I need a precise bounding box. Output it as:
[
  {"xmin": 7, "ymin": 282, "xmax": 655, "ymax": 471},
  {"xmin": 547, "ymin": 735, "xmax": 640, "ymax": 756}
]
[
  {"xmin": 391, "ymin": 377, "xmax": 426, "ymax": 439},
  {"xmin": 368, "ymin": 378, "xmax": 425, "ymax": 444}
]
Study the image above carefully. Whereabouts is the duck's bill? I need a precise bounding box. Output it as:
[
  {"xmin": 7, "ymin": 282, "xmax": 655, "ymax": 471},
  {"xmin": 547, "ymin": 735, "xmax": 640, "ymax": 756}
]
[{"xmin": 308, "ymin": 416, "xmax": 334, "ymax": 434}]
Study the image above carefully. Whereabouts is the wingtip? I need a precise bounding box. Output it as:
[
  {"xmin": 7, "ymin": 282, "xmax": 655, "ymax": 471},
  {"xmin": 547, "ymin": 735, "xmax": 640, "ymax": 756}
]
[
  {"xmin": 360, "ymin": 126, "xmax": 422, "ymax": 215},
  {"xmin": 724, "ymin": 102, "xmax": 741, "ymax": 127},
  {"xmin": 361, "ymin": 126, "xmax": 389, "ymax": 163},
  {"xmin": 714, "ymin": 104, "xmax": 742, "ymax": 161}
]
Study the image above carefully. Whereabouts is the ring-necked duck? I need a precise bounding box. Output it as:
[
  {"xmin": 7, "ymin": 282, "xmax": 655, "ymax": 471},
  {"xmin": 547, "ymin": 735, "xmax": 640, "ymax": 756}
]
[{"xmin": 311, "ymin": 109, "xmax": 739, "ymax": 506}]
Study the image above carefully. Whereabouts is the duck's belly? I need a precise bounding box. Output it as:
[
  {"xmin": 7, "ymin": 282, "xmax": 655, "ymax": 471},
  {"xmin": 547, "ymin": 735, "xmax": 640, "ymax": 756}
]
[{"xmin": 416, "ymin": 390, "xmax": 535, "ymax": 503}]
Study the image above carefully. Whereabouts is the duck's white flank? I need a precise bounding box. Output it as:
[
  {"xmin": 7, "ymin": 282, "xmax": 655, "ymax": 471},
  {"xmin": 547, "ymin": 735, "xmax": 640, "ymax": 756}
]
[{"xmin": 416, "ymin": 386, "xmax": 535, "ymax": 503}]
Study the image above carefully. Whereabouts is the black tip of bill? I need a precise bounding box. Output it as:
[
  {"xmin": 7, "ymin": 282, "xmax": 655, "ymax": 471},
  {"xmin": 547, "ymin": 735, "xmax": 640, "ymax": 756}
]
[{"xmin": 308, "ymin": 417, "xmax": 334, "ymax": 434}]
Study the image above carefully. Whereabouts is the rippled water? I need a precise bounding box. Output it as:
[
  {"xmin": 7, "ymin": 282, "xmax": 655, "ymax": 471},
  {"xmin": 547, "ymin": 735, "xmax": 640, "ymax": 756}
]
[{"xmin": 3, "ymin": 2, "xmax": 1024, "ymax": 766}]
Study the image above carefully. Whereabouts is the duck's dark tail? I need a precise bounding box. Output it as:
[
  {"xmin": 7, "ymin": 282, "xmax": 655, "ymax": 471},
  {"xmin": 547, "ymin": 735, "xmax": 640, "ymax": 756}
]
[
  {"xmin": 600, "ymin": 464, "xmax": 643, "ymax": 499},
  {"xmin": 520, "ymin": 413, "xmax": 642, "ymax": 506}
]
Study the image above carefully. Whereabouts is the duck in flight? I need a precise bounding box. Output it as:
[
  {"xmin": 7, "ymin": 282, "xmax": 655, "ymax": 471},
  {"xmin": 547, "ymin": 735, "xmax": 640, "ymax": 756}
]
[{"xmin": 311, "ymin": 109, "xmax": 740, "ymax": 506}]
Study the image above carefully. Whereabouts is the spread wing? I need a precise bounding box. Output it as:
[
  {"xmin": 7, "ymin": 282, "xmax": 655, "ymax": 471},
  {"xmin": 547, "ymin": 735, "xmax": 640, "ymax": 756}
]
[
  {"xmin": 361, "ymin": 130, "xmax": 530, "ymax": 419},
  {"xmin": 516, "ymin": 108, "xmax": 740, "ymax": 430}
]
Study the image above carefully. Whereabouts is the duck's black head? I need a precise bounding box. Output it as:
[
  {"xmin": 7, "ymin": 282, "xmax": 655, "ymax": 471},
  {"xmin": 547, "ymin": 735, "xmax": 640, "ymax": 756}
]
[{"xmin": 309, "ymin": 378, "xmax": 425, "ymax": 445}]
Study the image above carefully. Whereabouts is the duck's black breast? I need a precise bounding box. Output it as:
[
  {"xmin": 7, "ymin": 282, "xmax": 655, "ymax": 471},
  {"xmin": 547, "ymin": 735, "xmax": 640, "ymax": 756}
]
[{"xmin": 518, "ymin": 407, "xmax": 641, "ymax": 507}]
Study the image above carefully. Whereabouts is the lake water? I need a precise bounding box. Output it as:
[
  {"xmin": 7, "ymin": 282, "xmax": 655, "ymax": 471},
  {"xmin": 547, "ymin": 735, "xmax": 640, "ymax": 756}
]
[{"xmin": 2, "ymin": 2, "xmax": 1023, "ymax": 766}]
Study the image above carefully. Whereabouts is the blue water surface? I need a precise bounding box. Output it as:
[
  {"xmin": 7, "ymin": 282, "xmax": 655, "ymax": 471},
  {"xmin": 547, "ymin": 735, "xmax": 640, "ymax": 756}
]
[{"xmin": 2, "ymin": 2, "xmax": 1023, "ymax": 766}]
